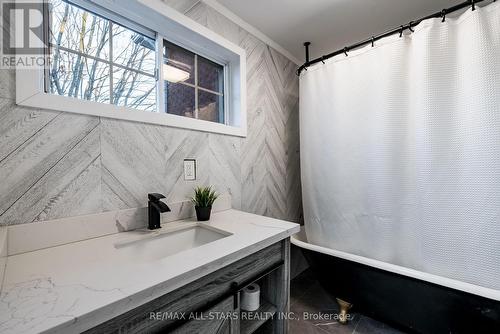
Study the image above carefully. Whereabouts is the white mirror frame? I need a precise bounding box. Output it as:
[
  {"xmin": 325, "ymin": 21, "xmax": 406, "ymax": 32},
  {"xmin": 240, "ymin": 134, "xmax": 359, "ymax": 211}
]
[{"xmin": 16, "ymin": 0, "xmax": 247, "ymax": 137}]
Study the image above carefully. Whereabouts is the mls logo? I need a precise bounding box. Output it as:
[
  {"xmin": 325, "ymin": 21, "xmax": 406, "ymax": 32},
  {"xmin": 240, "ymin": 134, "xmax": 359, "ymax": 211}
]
[{"xmin": 2, "ymin": 1, "xmax": 47, "ymax": 55}]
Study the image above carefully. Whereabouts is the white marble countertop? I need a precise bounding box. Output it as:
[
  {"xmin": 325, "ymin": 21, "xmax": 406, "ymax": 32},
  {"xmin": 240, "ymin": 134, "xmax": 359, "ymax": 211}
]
[{"xmin": 0, "ymin": 209, "xmax": 300, "ymax": 334}]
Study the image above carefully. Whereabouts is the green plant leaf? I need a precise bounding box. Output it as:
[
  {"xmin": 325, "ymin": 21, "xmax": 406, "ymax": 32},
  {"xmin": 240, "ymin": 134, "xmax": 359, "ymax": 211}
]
[{"xmin": 191, "ymin": 186, "xmax": 219, "ymax": 207}]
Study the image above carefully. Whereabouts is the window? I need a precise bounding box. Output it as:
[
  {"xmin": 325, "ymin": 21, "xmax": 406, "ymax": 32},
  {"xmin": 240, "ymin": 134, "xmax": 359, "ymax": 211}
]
[
  {"xmin": 47, "ymin": 0, "xmax": 157, "ymax": 111},
  {"xmin": 164, "ymin": 41, "xmax": 225, "ymax": 123},
  {"xmin": 18, "ymin": 0, "xmax": 246, "ymax": 136}
]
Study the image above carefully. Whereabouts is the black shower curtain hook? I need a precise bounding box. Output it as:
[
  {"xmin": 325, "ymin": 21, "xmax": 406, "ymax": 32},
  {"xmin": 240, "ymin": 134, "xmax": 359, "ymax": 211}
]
[
  {"xmin": 343, "ymin": 47, "xmax": 349, "ymax": 57},
  {"xmin": 471, "ymin": 0, "xmax": 476, "ymax": 11},
  {"xmin": 371, "ymin": 36, "xmax": 375, "ymax": 47},
  {"xmin": 408, "ymin": 21, "xmax": 414, "ymax": 32},
  {"xmin": 441, "ymin": 9, "xmax": 446, "ymax": 22},
  {"xmin": 399, "ymin": 25, "xmax": 404, "ymax": 38},
  {"xmin": 321, "ymin": 56, "xmax": 326, "ymax": 64}
]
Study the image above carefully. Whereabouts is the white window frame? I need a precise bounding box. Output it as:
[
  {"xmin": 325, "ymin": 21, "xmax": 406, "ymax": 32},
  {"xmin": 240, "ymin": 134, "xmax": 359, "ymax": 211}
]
[{"xmin": 16, "ymin": 0, "xmax": 247, "ymax": 137}]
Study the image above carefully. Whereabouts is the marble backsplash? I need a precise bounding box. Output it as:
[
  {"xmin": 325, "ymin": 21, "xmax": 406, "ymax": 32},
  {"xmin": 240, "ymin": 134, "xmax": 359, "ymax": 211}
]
[
  {"xmin": 0, "ymin": 1, "xmax": 301, "ymax": 227},
  {"xmin": 0, "ymin": 226, "xmax": 6, "ymax": 291},
  {"xmin": 6, "ymin": 194, "xmax": 232, "ymax": 256}
]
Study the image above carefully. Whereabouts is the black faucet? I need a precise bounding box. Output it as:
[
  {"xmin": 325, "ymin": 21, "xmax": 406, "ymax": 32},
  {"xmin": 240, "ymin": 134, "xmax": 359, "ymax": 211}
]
[{"xmin": 148, "ymin": 193, "xmax": 171, "ymax": 230}]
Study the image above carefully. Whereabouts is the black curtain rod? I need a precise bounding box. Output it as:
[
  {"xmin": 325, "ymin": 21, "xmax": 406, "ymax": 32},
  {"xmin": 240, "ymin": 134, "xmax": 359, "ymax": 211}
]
[{"xmin": 297, "ymin": 0, "xmax": 492, "ymax": 75}]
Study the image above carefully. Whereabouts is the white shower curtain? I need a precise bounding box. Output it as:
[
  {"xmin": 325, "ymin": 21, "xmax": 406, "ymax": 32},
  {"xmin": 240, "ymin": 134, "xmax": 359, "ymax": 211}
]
[{"xmin": 300, "ymin": 3, "xmax": 500, "ymax": 291}]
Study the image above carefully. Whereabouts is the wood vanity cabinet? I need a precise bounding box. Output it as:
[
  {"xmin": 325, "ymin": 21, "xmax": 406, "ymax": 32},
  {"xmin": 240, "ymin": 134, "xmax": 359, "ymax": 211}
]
[
  {"xmin": 84, "ymin": 239, "xmax": 291, "ymax": 334},
  {"xmin": 171, "ymin": 296, "xmax": 236, "ymax": 334}
]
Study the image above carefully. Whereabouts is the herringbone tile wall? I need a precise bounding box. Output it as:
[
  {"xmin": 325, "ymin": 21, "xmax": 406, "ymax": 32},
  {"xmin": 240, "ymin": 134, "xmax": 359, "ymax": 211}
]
[{"xmin": 0, "ymin": 1, "xmax": 301, "ymax": 226}]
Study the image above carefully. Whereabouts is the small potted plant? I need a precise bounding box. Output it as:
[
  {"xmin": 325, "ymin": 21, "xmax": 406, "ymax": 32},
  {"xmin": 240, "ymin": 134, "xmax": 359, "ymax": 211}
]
[{"xmin": 191, "ymin": 186, "xmax": 219, "ymax": 221}]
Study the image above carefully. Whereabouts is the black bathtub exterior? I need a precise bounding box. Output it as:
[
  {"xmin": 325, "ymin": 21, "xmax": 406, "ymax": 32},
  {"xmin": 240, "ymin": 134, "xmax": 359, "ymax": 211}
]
[{"xmin": 300, "ymin": 247, "xmax": 500, "ymax": 334}]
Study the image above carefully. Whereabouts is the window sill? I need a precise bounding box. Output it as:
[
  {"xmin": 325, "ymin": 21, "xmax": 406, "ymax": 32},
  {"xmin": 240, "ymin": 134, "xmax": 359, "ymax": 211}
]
[{"xmin": 17, "ymin": 92, "xmax": 247, "ymax": 137}]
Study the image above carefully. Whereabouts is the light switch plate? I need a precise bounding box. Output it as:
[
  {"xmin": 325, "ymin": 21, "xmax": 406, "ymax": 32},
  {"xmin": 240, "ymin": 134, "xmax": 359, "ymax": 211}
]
[{"xmin": 184, "ymin": 159, "xmax": 196, "ymax": 181}]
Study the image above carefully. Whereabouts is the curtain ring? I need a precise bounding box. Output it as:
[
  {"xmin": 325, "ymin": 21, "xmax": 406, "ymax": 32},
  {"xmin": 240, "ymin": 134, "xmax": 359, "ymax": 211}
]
[
  {"xmin": 399, "ymin": 25, "xmax": 404, "ymax": 38},
  {"xmin": 371, "ymin": 36, "xmax": 375, "ymax": 47},
  {"xmin": 321, "ymin": 56, "xmax": 326, "ymax": 64},
  {"xmin": 471, "ymin": 0, "xmax": 476, "ymax": 11},
  {"xmin": 343, "ymin": 47, "xmax": 348, "ymax": 57},
  {"xmin": 441, "ymin": 9, "xmax": 446, "ymax": 22},
  {"xmin": 408, "ymin": 21, "xmax": 414, "ymax": 32}
]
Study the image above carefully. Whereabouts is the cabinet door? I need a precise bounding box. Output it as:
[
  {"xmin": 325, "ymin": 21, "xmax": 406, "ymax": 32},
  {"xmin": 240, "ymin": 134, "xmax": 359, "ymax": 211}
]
[
  {"xmin": 84, "ymin": 241, "xmax": 284, "ymax": 334},
  {"xmin": 172, "ymin": 296, "xmax": 238, "ymax": 334}
]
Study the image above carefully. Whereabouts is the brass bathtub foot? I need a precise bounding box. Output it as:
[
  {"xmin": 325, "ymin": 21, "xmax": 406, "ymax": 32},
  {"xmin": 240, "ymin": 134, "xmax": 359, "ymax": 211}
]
[{"xmin": 336, "ymin": 298, "xmax": 353, "ymax": 325}]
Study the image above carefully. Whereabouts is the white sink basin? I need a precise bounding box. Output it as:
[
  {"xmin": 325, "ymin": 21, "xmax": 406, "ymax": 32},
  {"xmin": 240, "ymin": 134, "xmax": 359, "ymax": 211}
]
[{"xmin": 114, "ymin": 224, "xmax": 231, "ymax": 261}]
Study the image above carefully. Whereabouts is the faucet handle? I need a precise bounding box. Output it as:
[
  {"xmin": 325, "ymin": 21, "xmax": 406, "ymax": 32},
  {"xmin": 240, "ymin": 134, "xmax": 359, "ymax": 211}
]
[{"xmin": 148, "ymin": 193, "xmax": 166, "ymax": 202}]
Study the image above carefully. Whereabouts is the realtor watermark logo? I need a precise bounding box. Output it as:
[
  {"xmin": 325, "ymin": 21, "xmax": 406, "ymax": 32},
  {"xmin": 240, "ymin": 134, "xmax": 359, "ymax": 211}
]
[{"xmin": 1, "ymin": 0, "xmax": 51, "ymax": 68}]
